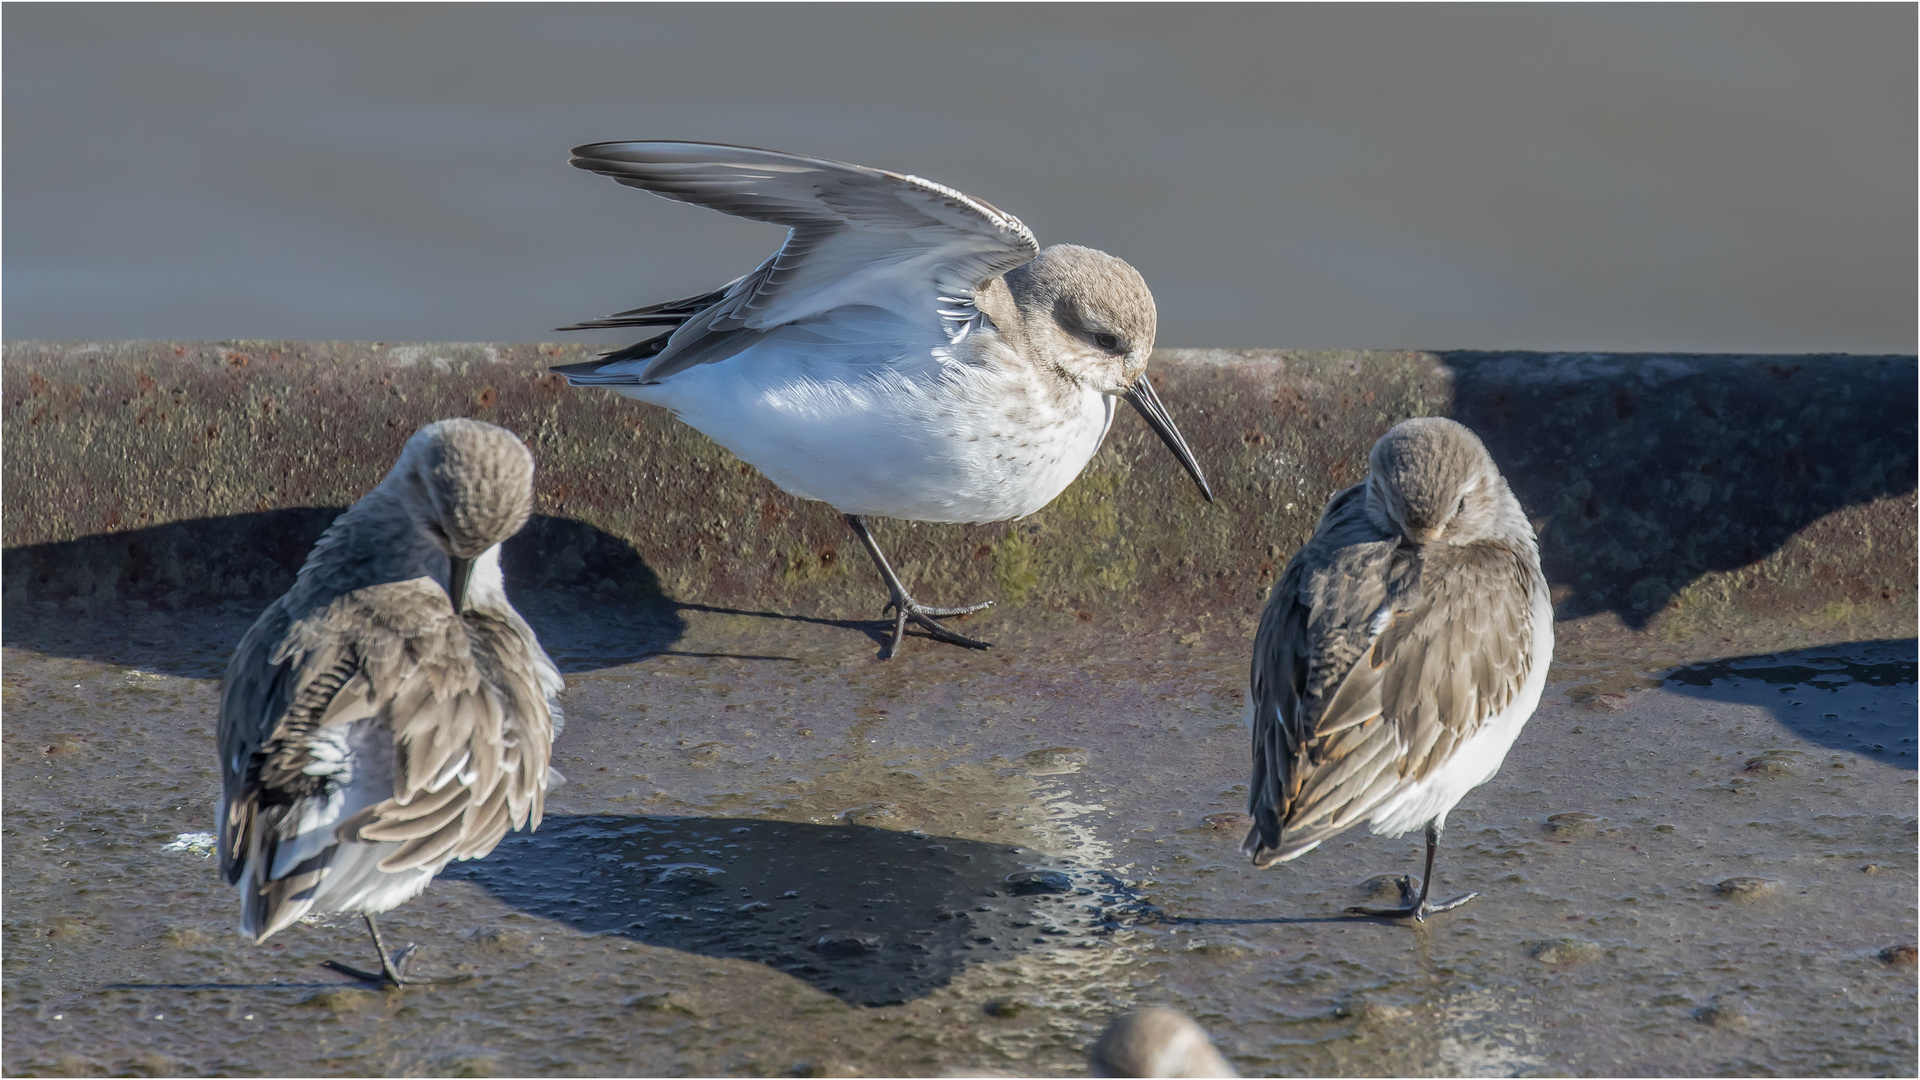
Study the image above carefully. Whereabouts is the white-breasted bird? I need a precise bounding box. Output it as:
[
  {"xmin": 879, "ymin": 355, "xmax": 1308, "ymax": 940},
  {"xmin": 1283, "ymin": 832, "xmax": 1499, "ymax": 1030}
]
[
  {"xmin": 1243, "ymin": 417, "xmax": 1552, "ymax": 920},
  {"xmin": 217, "ymin": 419, "xmax": 563, "ymax": 985},
  {"xmin": 553, "ymin": 142, "xmax": 1213, "ymax": 658}
]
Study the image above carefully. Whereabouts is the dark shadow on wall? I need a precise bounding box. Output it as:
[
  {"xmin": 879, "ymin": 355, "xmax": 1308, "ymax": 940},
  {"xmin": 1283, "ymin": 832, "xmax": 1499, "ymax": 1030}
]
[
  {"xmin": 0, "ymin": 511, "xmax": 687, "ymax": 677},
  {"xmin": 441, "ymin": 813, "xmax": 1158, "ymax": 1007},
  {"xmin": 1664, "ymin": 638, "xmax": 1917, "ymax": 770},
  {"xmin": 1441, "ymin": 352, "xmax": 1918, "ymax": 626}
]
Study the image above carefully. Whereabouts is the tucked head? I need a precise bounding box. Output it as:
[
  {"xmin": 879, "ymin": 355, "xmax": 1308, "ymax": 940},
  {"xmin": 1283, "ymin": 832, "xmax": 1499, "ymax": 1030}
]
[
  {"xmin": 1089, "ymin": 1006, "xmax": 1237, "ymax": 1078},
  {"xmin": 1005, "ymin": 244, "xmax": 1157, "ymax": 395},
  {"xmin": 394, "ymin": 419, "xmax": 536, "ymax": 558},
  {"xmin": 1366, "ymin": 417, "xmax": 1502, "ymax": 546}
]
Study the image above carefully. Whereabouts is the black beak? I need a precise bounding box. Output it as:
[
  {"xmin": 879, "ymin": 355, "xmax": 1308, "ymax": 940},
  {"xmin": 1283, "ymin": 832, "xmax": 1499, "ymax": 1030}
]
[
  {"xmin": 448, "ymin": 556, "xmax": 475, "ymax": 612},
  {"xmin": 1123, "ymin": 376, "xmax": 1214, "ymax": 503}
]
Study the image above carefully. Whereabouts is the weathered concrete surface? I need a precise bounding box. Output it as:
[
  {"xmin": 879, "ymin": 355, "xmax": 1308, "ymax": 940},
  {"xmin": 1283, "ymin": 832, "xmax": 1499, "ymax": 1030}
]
[
  {"xmin": 3, "ymin": 341, "xmax": 1914, "ymax": 1077},
  {"xmin": 3, "ymin": 341, "xmax": 1914, "ymax": 662}
]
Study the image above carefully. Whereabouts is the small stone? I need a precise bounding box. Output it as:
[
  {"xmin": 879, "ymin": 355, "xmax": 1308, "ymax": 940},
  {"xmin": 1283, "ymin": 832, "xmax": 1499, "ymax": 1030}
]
[
  {"xmin": 1878, "ymin": 944, "xmax": 1917, "ymax": 965},
  {"xmin": 1713, "ymin": 877, "xmax": 1779, "ymax": 901},
  {"xmin": 468, "ymin": 926, "xmax": 533, "ymax": 953},
  {"xmin": 1358, "ymin": 874, "xmax": 1416, "ymax": 904},
  {"xmin": 655, "ymin": 864, "xmax": 724, "ymax": 893},
  {"xmin": 1017, "ymin": 747, "xmax": 1088, "ymax": 775},
  {"xmin": 1526, "ymin": 938, "xmax": 1603, "ymax": 965},
  {"xmin": 1861, "ymin": 863, "xmax": 1882, "ymax": 875},
  {"xmin": 1545, "ymin": 812, "xmax": 1602, "ymax": 836},
  {"xmin": 813, "ymin": 931, "xmax": 882, "ymax": 958},
  {"xmin": 1005, "ymin": 870, "xmax": 1072, "ymax": 896},
  {"xmin": 984, "ymin": 999, "xmax": 1026, "ymax": 1018},
  {"xmin": 840, "ymin": 803, "xmax": 901, "ymax": 826},
  {"xmin": 1185, "ymin": 940, "xmax": 1250, "ymax": 958},
  {"xmin": 1203, "ymin": 812, "xmax": 1251, "ymax": 831},
  {"xmin": 627, "ymin": 991, "xmax": 698, "ymax": 1015},
  {"xmin": 1693, "ymin": 996, "xmax": 1751, "ymax": 1028},
  {"xmin": 1743, "ymin": 751, "xmax": 1801, "ymax": 777},
  {"xmin": 735, "ymin": 901, "xmax": 771, "ymax": 915}
]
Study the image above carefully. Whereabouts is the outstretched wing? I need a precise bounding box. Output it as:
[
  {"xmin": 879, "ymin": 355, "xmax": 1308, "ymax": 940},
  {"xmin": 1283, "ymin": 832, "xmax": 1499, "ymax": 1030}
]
[
  {"xmin": 562, "ymin": 141, "xmax": 1040, "ymax": 383},
  {"xmin": 1245, "ymin": 492, "xmax": 1538, "ymax": 864},
  {"xmin": 218, "ymin": 582, "xmax": 554, "ymax": 941}
]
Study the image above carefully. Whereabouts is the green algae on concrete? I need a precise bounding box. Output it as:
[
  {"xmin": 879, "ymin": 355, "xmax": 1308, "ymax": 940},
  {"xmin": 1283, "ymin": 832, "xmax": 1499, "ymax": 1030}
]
[{"xmin": 3, "ymin": 341, "xmax": 1914, "ymax": 659}]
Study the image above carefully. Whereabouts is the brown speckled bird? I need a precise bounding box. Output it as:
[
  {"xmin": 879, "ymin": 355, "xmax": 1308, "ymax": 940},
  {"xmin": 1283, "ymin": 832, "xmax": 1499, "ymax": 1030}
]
[
  {"xmin": 217, "ymin": 419, "xmax": 563, "ymax": 985},
  {"xmin": 1243, "ymin": 417, "xmax": 1552, "ymax": 920}
]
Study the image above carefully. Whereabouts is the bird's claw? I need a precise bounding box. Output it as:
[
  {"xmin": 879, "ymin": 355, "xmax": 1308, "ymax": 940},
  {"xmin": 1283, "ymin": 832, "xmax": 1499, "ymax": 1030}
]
[
  {"xmin": 1346, "ymin": 890, "xmax": 1480, "ymax": 922},
  {"xmin": 321, "ymin": 944, "xmax": 472, "ymax": 988},
  {"xmin": 880, "ymin": 593, "xmax": 993, "ymax": 658}
]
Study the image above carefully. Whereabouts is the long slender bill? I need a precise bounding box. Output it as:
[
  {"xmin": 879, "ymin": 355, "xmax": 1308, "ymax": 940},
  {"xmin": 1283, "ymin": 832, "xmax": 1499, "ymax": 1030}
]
[
  {"xmin": 1123, "ymin": 376, "xmax": 1214, "ymax": 502},
  {"xmin": 448, "ymin": 556, "xmax": 475, "ymax": 612}
]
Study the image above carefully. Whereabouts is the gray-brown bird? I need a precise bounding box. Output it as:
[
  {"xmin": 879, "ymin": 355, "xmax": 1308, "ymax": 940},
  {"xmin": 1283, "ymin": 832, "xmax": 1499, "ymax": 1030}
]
[
  {"xmin": 1089, "ymin": 1007, "xmax": 1237, "ymax": 1078},
  {"xmin": 552, "ymin": 142, "xmax": 1212, "ymax": 658},
  {"xmin": 1243, "ymin": 417, "xmax": 1552, "ymax": 920},
  {"xmin": 217, "ymin": 419, "xmax": 563, "ymax": 985}
]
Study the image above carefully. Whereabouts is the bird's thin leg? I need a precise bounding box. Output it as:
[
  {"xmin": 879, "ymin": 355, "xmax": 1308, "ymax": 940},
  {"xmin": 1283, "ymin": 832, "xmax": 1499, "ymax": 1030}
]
[
  {"xmin": 320, "ymin": 914, "xmax": 470, "ymax": 987},
  {"xmin": 1347, "ymin": 820, "xmax": 1480, "ymax": 921},
  {"xmin": 843, "ymin": 514, "xmax": 992, "ymax": 659}
]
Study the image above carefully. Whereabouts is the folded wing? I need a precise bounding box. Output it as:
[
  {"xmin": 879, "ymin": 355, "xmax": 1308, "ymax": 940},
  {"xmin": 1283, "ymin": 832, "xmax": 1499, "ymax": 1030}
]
[
  {"xmin": 218, "ymin": 583, "xmax": 553, "ymax": 940},
  {"xmin": 1246, "ymin": 494, "xmax": 1536, "ymax": 864}
]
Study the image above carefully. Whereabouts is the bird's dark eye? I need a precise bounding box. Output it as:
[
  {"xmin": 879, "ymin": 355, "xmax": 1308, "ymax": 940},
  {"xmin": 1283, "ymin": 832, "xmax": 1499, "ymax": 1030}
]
[
  {"xmin": 1093, "ymin": 332, "xmax": 1121, "ymax": 352},
  {"xmin": 1456, "ymin": 496, "xmax": 1467, "ymax": 516}
]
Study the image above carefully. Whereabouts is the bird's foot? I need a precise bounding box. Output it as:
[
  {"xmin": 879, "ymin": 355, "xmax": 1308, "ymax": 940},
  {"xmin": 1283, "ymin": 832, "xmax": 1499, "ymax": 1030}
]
[
  {"xmin": 1347, "ymin": 880, "xmax": 1480, "ymax": 922},
  {"xmin": 321, "ymin": 944, "xmax": 472, "ymax": 988},
  {"xmin": 879, "ymin": 594, "xmax": 993, "ymax": 658}
]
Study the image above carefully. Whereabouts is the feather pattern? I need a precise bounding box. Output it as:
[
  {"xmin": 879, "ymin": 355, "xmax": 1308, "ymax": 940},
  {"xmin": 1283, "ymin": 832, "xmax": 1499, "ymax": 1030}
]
[
  {"xmin": 1244, "ymin": 419, "xmax": 1550, "ymax": 867},
  {"xmin": 216, "ymin": 420, "xmax": 560, "ymax": 943},
  {"xmin": 559, "ymin": 141, "xmax": 1040, "ymax": 385}
]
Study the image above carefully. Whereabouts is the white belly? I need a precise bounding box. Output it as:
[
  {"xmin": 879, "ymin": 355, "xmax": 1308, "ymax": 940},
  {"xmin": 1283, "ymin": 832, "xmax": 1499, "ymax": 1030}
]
[
  {"xmin": 622, "ymin": 354, "xmax": 1115, "ymax": 524},
  {"xmin": 1368, "ymin": 584, "xmax": 1556, "ymax": 838}
]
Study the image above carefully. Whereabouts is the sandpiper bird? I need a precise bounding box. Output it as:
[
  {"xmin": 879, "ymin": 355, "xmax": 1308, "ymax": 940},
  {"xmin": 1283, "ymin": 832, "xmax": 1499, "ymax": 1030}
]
[
  {"xmin": 217, "ymin": 419, "xmax": 563, "ymax": 986},
  {"xmin": 1090, "ymin": 1007, "xmax": 1238, "ymax": 1078},
  {"xmin": 553, "ymin": 141, "xmax": 1213, "ymax": 658},
  {"xmin": 1242, "ymin": 417, "xmax": 1551, "ymax": 920}
]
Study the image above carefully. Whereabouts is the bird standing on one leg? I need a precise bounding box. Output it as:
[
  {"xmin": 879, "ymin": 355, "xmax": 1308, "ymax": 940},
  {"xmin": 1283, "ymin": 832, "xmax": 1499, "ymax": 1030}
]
[
  {"xmin": 217, "ymin": 419, "xmax": 563, "ymax": 985},
  {"xmin": 1242, "ymin": 417, "xmax": 1552, "ymax": 921},
  {"xmin": 552, "ymin": 142, "xmax": 1213, "ymax": 658}
]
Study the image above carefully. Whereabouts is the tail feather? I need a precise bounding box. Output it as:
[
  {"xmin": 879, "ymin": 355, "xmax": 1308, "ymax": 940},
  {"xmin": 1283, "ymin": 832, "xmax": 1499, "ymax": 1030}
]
[
  {"xmin": 550, "ymin": 332, "xmax": 673, "ymax": 386},
  {"xmin": 552, "ymin": 280, "xmax": 737, "ymax": 333},
  {"xmin": 240, "ymin": 820, "xmax": 334, "ymax": 943}
]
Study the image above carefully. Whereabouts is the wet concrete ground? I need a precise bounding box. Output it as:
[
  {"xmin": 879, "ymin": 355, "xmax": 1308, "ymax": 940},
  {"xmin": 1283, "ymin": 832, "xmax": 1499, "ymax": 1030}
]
[{"xmin": 3, "ymin": 598, "xmax": 1914, "ymax": 1077}]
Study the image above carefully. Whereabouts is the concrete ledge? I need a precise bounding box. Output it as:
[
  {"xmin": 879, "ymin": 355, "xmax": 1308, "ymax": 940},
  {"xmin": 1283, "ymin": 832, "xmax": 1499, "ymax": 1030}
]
[{"xmin": 3, "ymin": 341, "xmax": 1914, "ymax": 661}]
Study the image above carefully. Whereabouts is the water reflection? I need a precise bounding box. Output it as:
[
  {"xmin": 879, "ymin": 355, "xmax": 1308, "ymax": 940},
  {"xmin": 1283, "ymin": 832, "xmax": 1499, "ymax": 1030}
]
[
  {"xmin": 1665, "ymin": 638, "xmax": 1917, "ymax": 768},
  {"xmin": 444, "ymin": 814, "xmax": 1158, "ymax": 1007}
]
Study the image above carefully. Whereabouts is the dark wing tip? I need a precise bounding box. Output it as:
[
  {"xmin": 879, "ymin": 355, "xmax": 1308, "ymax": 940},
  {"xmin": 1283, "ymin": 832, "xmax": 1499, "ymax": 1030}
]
[
  {"xmin": 549, "ymin": 359, "xmax": 609, "ymax": 378},
  {"xmin": 1243, "ymin": 832, "xmax": 1284, "ymax": 868}
]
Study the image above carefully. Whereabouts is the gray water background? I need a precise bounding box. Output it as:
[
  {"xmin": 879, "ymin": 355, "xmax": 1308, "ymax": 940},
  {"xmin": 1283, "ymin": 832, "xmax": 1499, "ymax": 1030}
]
[{"xmin": 4, "ymin": 3, "xmax": 1915, "ymax": 354}]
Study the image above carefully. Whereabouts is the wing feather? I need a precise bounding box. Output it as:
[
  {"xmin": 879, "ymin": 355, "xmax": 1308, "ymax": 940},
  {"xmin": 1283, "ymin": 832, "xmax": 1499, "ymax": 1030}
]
[
  {"xmin": 560, "ymin": 141, "xmax": 1040, "ymax": 384},
  {"xmin": 1244, "ymin": 486, "xmax": 1539, "ymax": 866},
  {"xmin": 218, "ymin": 579, "xmax": 559, "ymax": 940}
]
